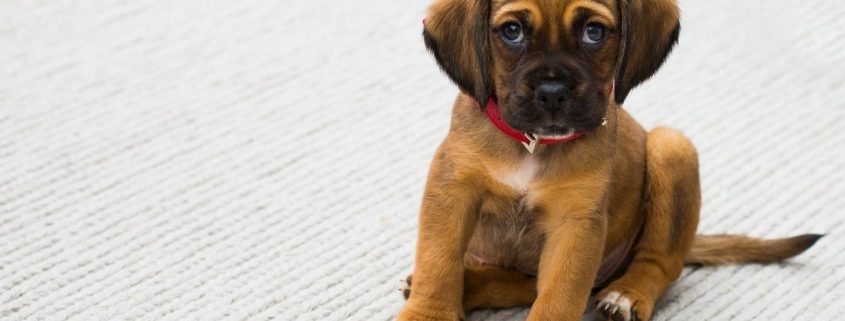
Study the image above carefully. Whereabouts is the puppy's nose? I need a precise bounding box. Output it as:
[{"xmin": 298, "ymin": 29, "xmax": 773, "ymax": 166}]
[{"xmin": 535, "ymin": 81, "xmax": 571, "ymax": 110}]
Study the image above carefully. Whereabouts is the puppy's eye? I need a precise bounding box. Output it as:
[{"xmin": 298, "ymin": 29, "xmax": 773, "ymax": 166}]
[
  {"xmin": 501, "ymin": 21, "xmax": 525, "ymax": 44},
  {"xmin": 582, "ymin": 22, "xmax": 607, "ymax": 45}
]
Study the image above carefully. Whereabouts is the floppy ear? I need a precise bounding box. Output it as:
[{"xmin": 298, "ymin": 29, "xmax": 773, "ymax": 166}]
[
  {"xmin": 614, "ymin": 0, "xmax": 681, "ymax": 104},
  {"xmin": 423, "ymin": 0, "xmax": 492, "ymax": 106}
]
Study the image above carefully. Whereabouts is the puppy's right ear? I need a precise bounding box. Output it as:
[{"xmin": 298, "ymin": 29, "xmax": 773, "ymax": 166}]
[{"xmin": 423, "ymin": 0, "xmax": 492, "ymax": 106}]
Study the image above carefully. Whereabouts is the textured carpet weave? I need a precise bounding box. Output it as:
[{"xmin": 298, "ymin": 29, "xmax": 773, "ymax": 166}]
[{"xmin": 1, "ymin": 0, "xmax": 843, "ymax": 320}]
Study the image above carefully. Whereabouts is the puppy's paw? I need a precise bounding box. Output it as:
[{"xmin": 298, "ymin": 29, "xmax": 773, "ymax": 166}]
[
  {"xmin": 399, "ymin": 275, "xmax": 413, "ymax": 300},
  {"xmin": 396, "ymin": 294, "xmax": 465, "ymax": 321},
  {"xmin": 594, "ymin": 288, "xmax": 652, "ymax": 321}
]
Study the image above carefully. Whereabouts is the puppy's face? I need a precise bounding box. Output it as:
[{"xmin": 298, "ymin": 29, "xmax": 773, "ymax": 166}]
[
  {"xmin": 424, "ymin": 0, "xmax": 680, "ymax": 136},
  {"xmin": 489, "ymin": 0, "xmax": 619, "ymax": 136}
]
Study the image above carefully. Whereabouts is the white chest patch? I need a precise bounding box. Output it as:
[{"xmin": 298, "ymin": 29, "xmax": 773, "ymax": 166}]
[{"xmin": 494, "ymin": 157, "xmax": 539, "ymax": 191}]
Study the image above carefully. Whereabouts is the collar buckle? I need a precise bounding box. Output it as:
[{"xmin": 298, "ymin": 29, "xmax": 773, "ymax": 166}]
[{"xmin": 522, "ymin": 133, "xmax": 538, "ymax": 154}]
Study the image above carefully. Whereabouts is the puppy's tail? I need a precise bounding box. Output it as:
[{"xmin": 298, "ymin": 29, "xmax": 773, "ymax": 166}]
[{"xmin": 684, "ymin": 234, "xmax": 824, "ymax": 266}]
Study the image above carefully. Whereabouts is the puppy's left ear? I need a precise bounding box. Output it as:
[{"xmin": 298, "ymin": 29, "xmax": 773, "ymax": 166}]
[
  {"xmin": 614, "ymin": 0, "xmax": 680, "ymax": 104},
  {"xmin": 423, "ymin": 0, "xmax": 492, "ymax": 106}
]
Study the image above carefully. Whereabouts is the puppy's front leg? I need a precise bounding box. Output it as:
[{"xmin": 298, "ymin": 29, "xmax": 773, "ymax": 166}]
[
  {"xmin": 528, "ymin": 208, "xmax": 607, "ymax": 321},
  {"xmin": 397, "ymin": 152, "xmax": 480, "ymax": 321}
]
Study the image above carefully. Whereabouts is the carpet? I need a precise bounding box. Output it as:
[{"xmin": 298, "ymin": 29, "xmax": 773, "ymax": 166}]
[{"xmin": 1, "ymin": 0, "xmax": 843, "ymax": 320}]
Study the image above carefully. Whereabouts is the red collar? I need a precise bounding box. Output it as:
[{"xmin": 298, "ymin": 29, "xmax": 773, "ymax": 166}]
[
  {"xmin": 483, "ymin": 82, "xmax": 613, "ymax": 153},
  {"xmin": 484, "ymin": 97, "xmax": 583, "ymax": 153},
  {"xmin": 484, "ymin": 98, "xmax": 584, "ymax": 145}
]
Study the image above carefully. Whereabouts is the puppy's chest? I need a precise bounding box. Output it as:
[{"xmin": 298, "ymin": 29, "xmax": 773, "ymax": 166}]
[
  {"xmin": 468, "ymin": 157, "xmax": 549, "ymax": 273},
  {"xmin": 485, "ymin": 156, "xmax": 548, "ymax": 218},
  {"xmin": 493, "ymin": 157, "xmax": 541, "ymax": 192},
  {"xmin": 470, "ymin": 192, "xmax": 545, "ymax": 274}
]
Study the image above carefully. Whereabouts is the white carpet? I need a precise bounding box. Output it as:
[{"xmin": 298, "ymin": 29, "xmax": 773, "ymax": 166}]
[{"xmin": 1, "ymin": 0, "xmax": 843, "ymax": 320}]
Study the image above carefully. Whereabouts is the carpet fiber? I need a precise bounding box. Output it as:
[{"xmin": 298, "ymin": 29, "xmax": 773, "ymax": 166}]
[{"xmin": 1, "ymin": 0, "xmax": 843, "ymax": 320}]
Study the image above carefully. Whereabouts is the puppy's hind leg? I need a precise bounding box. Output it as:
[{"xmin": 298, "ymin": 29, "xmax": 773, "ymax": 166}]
[
  {"xmin": 402, "ymin": 261, "xmax": 537, "ymax": 312},
  {"xmin": 596, "ymin": 127, "xmax": 701, "ymax": 321},
  {"xmin": 462, "ymin": 264, "xmax": 537, "ymax": 311}
]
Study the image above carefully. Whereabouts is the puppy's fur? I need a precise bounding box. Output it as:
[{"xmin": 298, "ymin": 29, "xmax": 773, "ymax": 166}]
[{"xmin": 397, "ymin": 1, "xmax": 823, "ymax": 321}]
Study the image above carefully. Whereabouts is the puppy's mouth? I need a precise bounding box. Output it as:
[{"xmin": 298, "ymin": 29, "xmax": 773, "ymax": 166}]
[
  {"xmin": 504, "ymin": 92, "xmax": 607, "ymax": 132},
  {"xmin": 534, "ymin": 126, "xmax": 578, "ymax": 140}
]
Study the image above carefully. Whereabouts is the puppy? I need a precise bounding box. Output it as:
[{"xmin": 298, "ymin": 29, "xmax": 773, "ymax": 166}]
[{"xmin": 397, "ymin": 1, "xmax": 823, "ymax": 321}]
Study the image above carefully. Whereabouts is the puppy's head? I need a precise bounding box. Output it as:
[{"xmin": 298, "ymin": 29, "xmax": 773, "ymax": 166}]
[{"xmin": 424, "ymin": 0, "xmax": 679, "ymax": 137}]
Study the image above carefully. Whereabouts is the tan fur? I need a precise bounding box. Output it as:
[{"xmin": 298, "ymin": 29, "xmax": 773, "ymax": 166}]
[
  {"xmin": 398, "ymin": 1, "xmax": 821, "ymax": 321},
  {"xmin": 563, "ymin": 1, "xmax": 616, "ymax": 31},
  {"xmin": 686, "ymin": 234, "xmax": 824, "ymax": 266},
  {"xmin": 492, "ymin": 2, "xmax": 544, "ymax": 29}
]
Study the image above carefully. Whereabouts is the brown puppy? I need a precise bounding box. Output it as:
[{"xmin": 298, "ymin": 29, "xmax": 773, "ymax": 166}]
[{"xmin": 397, "ymin": 1, "xmax": 823, "ymax": 321}]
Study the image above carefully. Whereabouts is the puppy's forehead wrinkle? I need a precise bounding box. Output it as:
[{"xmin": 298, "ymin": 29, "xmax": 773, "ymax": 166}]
[
  {"xmin": 493, "ymin": 0, "xmax": 520, "ymax": 7},
  {"xmin": 493, "ymin": 2, "xmax": 544, "ymax": 29},
  {"xmin": 565, "ymin": 1, "xmax": 616, "ymax": 25}
]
